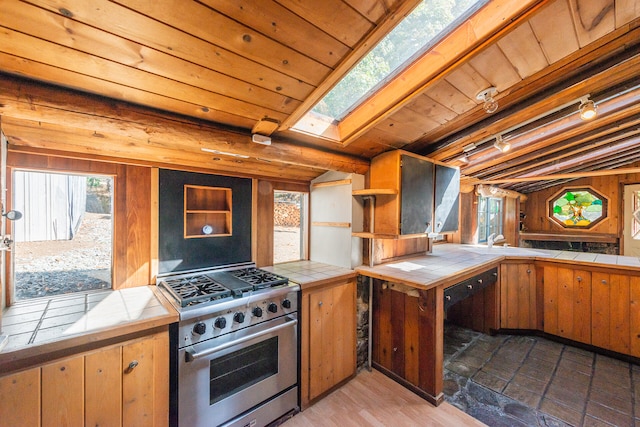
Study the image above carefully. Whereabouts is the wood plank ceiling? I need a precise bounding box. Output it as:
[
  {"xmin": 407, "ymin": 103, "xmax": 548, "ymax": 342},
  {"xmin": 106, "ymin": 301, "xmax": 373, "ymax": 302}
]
[{"xmin": 0, "ymin": 0, "xmax": 638, "ymax": 191}]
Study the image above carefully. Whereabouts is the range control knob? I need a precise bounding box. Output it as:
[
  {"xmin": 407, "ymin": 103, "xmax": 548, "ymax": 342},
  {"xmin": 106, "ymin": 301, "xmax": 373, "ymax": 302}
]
[
  {"xmin": 233, "ymin": 312, "xmax": 245, "ymax": 324},
  {"xmin": 282, "ymin": 299, "xmax": 292, "ymax": 309},
  {"xmin": 192, "ymin": 322, "xmax": 206, "ymax": 336},
  {"xmin": 214, "ymin": 317, "xmax": 227, "ymax": 329},
  {"xmin": 252, "ymin": 307, "xmax": 263, "ymax": 317},
  {"xmin": 268, "ymin": 303, "xmax": 278, "ymax": 314}
]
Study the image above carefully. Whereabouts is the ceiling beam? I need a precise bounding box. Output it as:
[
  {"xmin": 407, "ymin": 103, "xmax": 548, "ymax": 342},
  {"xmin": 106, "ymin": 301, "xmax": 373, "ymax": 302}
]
[{"xmin": 0, "ymin": 74, "xmax": 369, "ymax": 177}]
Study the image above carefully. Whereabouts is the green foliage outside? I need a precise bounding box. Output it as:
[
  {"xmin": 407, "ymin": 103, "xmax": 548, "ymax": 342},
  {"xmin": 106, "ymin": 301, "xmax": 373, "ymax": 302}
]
[{"xmin": 312, "ymin": 0, "xmax": 481, "ymax": 120}]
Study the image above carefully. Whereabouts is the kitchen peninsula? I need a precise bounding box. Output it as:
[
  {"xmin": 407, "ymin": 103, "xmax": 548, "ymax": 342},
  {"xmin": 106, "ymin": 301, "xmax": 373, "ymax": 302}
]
[{"xmin": 356, "ymin": 243, "xmax": 640, "ymax": 406}]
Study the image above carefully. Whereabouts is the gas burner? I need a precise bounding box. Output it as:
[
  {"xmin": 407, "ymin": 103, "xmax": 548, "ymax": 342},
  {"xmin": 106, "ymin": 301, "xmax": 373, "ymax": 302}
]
[
  {"xmin": 161, "ymin": 275, "xmax": 232, "ymax": 307},
  {"xmin": 228, "ymin": 268, "xmax": 288, "ymax": 289}
]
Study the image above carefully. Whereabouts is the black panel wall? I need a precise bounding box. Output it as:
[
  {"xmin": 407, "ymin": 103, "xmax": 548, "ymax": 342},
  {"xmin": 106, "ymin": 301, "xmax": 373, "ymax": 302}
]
[{"xmin": 158, "ymin": 169, "xmax": 252, "ymax": 273}]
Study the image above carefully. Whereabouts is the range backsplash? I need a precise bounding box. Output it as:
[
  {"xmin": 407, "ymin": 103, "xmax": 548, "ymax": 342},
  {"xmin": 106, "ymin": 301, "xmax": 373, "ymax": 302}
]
[{"xmin": 158, "ymin": 169, "xmax": 252, "ymax": 274}]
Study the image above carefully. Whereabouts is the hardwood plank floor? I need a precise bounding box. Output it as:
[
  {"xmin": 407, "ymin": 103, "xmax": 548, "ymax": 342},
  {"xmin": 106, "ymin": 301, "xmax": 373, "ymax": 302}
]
[{"xmin": 283, "ymin": 369, "xmax": 486, "ymax": 426}]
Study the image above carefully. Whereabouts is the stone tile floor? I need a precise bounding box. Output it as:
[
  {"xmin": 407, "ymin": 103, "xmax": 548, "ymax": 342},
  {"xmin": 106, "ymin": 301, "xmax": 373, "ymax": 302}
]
[{"xmin": 443, "ymin": 323, "xmax": 640, "ymax": 426}]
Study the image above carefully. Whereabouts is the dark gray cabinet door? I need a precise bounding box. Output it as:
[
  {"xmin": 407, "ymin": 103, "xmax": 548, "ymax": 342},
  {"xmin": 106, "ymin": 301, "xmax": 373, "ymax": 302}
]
[
  {"xmin": 400, "ymin": 155, "xmax": 434, "ymax": 235},
  {"xmin": 434, "ymin": 164, "xmax": 460, "ymax": 233}
]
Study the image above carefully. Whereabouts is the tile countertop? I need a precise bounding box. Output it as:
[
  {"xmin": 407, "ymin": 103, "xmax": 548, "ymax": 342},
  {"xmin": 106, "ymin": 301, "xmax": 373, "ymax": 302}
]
[
  {"xmin": 263, "ymin": 260, "xmax": 357, "ymax": 290},
  {"xmin": 0, "ymin": 286, "xmax": 178, "ymax": 373},
  {"xmin": 355, "ymin": 243, "xmax": 640, "ymax": 290}
]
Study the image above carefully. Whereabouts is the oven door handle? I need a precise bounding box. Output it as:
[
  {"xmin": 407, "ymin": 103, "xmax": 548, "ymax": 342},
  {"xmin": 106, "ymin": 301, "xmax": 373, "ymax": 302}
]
[{"xmin": 185, "ymin": 317, "xmax": 298, "ymax": 362}]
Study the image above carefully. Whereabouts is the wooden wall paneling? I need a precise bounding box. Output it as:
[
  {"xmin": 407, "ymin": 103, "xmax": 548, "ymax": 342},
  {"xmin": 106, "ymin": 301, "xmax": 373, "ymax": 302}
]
[
  {"xmin": 404, "ymin": 293, "xmax": 420, "ymax": 385},
  {"xmin": 332, "ymin": 280, "xmax": 356, "ymax": 386},
  {"xmin": 152, "ymin": 330, "xmax": 170, "ymax": 427},
  {"xmin": 0, "ymin": 367, "xmax": 40, "ymax": 427},
  {"xmin": 521, "ymin": 171, "xmax": 640, "ymax": 235},
  {"xmin": 423, "ymin": 80, "xmax": 476, "ymax": 115},
  {"xmin": 122, "ymin": 338, "xmax": 155, "ymax": 426},
  {"xmin": 630, "ymin": 275, "xmax": 640, "ymax": 357},
  {"xmin": 609, "ymin": 273, "xmax": 631, "ymax": 354},
  {"xmin": 503, "ymin": 196, "xmax": 519, "ymax": 246},
  {"xmin": 457, "ymin": 191, "xmax": 477, "ymax": 244},
  {"xmin": 417, "ymin": 286, "xmax": 443, "ymax": 404},
  {"xmin": 42, "ymin": 355, "xmax": 84, "ymax": 427},
  {"xmin": 543, "ymin": 265, "xmax": 559, "ymax": 335},
  {"xmin": 390, "ymin": 289, "xmax": 405, "ymax": 377},
  {"xmin": 85, "ymin": 346, "xmax": 122, "ymax": 426},
  {"xmin": 519, "ymin": 264, "xmax": 536, "ymax": 328},
  {"xmin": 535, "ymin": 264, "xmax": 545, "ymax": 330},
  {"xmin": 556, "ymin": 267, "xmax": 575, "ymax": 339},
  {"xmin": 373, "ymin": 281, "xmax": 393, "ymax": 369},
  {"xmin": 572, "ymin": 269, "xmax": 592, "ymax": 343},
  {"xmin": 123, "ymin": 165, "xmax": 152, "ymax": 288},
  {"xmin": 255, "ymin": 181, "xmax": 274, "ymax": 267}
]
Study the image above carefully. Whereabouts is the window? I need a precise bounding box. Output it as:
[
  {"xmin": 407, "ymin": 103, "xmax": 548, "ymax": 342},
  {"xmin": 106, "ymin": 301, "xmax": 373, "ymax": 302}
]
[
  {"xmin": 273, "ymin": 191, "xmax": 308, "ymax": 263},
  {"xmin": 548, "ymin": 187, "xmax": 606, "ymax": 229},
  {"xmin": 298, "ymin": 0, "xmax": 487, "ymax": 126},
  {"xmin": 12, "ymin": 171, "xmax": 113, "ymax": 300},
  {"xmin": 477, "ymin": 196, "xmax": 502, "ymax": 243}
]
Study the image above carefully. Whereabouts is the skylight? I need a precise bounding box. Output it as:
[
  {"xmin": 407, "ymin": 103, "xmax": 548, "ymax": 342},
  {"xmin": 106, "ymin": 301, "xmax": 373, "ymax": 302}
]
[{"xmin": 311, "ymin": 0, "xmax": 487, "ymax": 122}]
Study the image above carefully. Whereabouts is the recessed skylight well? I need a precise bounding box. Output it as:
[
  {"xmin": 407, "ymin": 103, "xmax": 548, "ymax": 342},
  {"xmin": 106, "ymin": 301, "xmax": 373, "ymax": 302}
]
[{"xmin": 308, "ymin": 0, "xmax": 489, "ymax": 123}]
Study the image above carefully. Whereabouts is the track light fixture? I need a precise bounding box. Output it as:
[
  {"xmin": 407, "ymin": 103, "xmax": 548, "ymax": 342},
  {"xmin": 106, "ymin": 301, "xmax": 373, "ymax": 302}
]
[
  {"xmin": 476, "ymin": 87, "xmax": 498, "ymax": 114},
  {"xmin": 493, "ymin": 135, "xmax": 510, "ymax": 153},
  {"xmin": 579, "ymin": 97, "xmax": 597, "ymax": 120}
]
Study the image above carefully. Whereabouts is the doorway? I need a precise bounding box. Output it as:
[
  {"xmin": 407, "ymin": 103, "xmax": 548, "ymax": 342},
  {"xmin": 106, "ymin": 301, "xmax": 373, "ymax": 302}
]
[{"xmin": 623, "ymin": 184, "xmax": 640, "ymax": 257}]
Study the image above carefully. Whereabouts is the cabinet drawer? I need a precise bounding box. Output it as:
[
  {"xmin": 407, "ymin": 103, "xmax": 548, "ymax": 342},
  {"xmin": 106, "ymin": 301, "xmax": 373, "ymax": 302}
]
[{"xmin": 444, "ymin": 267, "xmax": 497, "ymax": 311}]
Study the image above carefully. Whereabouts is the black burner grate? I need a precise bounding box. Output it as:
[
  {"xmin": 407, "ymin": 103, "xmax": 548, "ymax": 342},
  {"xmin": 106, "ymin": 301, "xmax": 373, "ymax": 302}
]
[
  {"xmin": 160, "ymin": 275, "xmax": 232, "ymax": 307},
  {"xmin": 228, "ymin": 268, "xmax": 288, "ymax": 289}
]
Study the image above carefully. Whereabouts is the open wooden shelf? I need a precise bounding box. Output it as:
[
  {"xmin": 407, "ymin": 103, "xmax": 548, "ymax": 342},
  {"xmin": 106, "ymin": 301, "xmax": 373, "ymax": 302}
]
[
  {"xmin": 352, "ymin": 188, "xmax": 397, "ymax": 196},
  {"xmin": 184, "ymin": 185, "xmax": 232, "ymax": 238}
]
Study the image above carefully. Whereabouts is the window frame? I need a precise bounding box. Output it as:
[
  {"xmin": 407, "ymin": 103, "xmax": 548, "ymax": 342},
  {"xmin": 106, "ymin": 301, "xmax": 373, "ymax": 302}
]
[
  {"xmin": 477, "ymin": 195, "xmax": 503, "ymax": 243},
  {"xmin": 547, "ymin": 186, "xmax": 608, "ymax": 229}
]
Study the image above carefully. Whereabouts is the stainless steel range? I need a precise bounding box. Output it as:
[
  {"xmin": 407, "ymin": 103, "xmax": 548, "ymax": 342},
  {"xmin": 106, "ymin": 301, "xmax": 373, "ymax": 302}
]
[{"xmin": 158, "ymin": 263, "xmax": 300, "ymax": 427}]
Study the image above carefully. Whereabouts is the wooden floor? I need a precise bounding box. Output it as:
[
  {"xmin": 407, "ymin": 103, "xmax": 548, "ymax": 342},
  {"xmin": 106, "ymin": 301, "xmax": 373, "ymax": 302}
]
[{"xmin": 283, "ymin": 369, "xmax": 486, "ymax": 426}]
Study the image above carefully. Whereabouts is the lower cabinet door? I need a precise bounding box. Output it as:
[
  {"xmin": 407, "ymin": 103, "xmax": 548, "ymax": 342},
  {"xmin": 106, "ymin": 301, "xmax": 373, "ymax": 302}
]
[
  {"xmin": 0, "ymin": 367, "xmax": 40, "ymax": 427},
  {"xmin": 303, "ymin": 279, "xmax": 356, "ymax": 406}
]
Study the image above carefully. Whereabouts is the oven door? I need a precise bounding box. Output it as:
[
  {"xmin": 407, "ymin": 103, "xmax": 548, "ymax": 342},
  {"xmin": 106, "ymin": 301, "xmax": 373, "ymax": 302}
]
[{"xmin": 178, "ymin": 314, "xmax": 298, "ymax": 427}]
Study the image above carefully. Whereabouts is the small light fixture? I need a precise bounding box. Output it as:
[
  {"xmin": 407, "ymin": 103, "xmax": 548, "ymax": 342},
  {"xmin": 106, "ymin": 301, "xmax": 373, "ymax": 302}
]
[
  {"xmin": 251, "ymin": 134, "xmax": 272, "ymax": 145},
  {"xmin": 579, "ymin": 98, "xmax": 597, "ymax": 120},
  {"xmin": 476, "ymin": 87, "xmax": 498, "ymax": 114},
  {"xmin": 493, "ymin": 135, "xmax": 510, "ymax": 153},
  {"xmin": 2, "ymin": 210, "xmax": 22, "ymax": 221},
  {"xmin": 458, "ymin": 153, "xmax": 470, "ymax": 164}
]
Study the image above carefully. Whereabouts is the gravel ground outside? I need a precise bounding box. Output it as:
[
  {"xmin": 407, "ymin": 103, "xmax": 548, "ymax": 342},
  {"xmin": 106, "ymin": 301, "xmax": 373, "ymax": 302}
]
[
  {"xmin": 14, "ymin": 212, "xmax": 112, "ymax": 300},
  {"xmin": 14, "ymin": 217, "xmax": 302, "ymax": 300}
]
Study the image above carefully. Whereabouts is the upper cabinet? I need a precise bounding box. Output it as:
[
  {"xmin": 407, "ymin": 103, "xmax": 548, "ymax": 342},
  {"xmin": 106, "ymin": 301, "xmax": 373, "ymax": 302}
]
[{"xmin": 369, "ymin": 150, "xmax": 460, "ymax": 236}]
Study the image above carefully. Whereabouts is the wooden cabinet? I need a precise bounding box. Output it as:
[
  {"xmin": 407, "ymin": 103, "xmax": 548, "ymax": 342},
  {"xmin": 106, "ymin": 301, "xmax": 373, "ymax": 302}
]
[
  {"xmin": 0, "ymin": 367, "xmax": 40, "ymax": 427},
  {"xmin": 590, "ymin": 272, "xmax": 640, "ymax": 356},
  {"xmin": 500, "ymin": 262, "xmax": 538, "ymax": 330},
  {"xmin": 300, "ymin": 278, "xmax": 356, "ymax": 408},
  {"xmin": 372, "ymin": 281, "xmax": 444, "ymax": 406},
  {"xmin": 184, "ymin": 184, "xmax": 232, "ymax": 238},
  {"xmin": 543, "ymin": 265, "xmax": 591, "ymax": 343},
  {"xmin": 369, "ymin": 150, "xmax": 459, "ymax": 236},
  {"xmin": 0, "ymin": 331, "xmax": 169, "ymax": 427}
]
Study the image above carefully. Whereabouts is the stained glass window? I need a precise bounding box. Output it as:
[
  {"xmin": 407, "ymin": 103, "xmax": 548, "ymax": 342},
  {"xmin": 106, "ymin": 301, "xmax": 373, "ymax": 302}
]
[{"xmin": 549, "ymin": 188, "xmax": 606, "ymax": 228}]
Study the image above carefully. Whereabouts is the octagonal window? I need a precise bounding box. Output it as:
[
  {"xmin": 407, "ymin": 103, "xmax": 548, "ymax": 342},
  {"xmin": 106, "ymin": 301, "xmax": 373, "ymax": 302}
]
[{"xmin": 549, "ymin": 187, "xmax": 607, "ymax": 228}]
